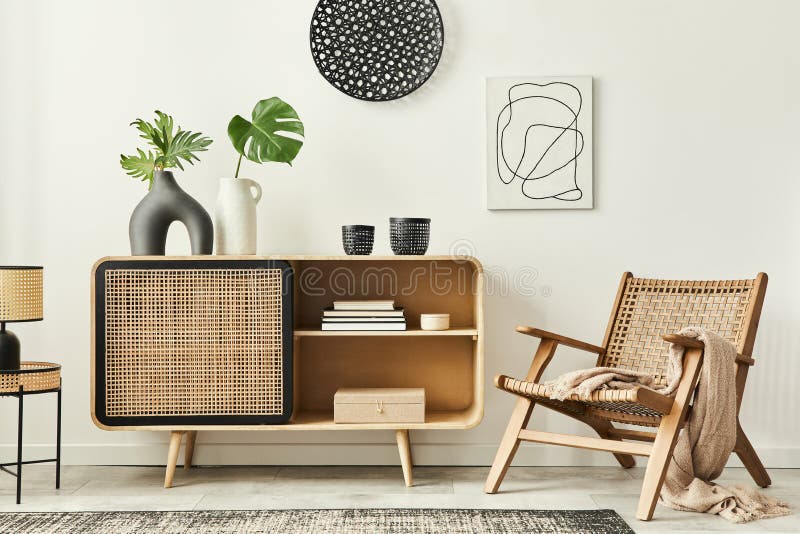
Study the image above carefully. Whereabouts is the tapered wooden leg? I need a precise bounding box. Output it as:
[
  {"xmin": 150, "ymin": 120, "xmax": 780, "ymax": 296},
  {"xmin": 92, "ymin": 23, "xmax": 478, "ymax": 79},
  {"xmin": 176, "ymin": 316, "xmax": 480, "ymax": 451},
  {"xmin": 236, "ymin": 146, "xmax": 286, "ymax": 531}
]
[
  {"xmin": 587, "ymin": 420, "xmax": 636, "ymax": 469},
  {"xmin": 396, "ymin": 429, "xmax": 413, "ymax": 487},
  {"xmin": 184, "ymin": 431, "xmax": 197, "ymax": 471},
  {"xmin": 484, "ymin": 397, "xmax": 534, "ymax": 493},
  {"xmin": 735, "ymin": 421, "xmax": 771, "ymax": 487},
  {"xmin": 485, "ymin": 338, "xmax": 559, "ymax": 494},
  {"xmin": 164, "ymin": 431, "xmax": 184, "ymax": 488},
  {"xmin": 636, "ymin": 415, "xmax": 682, "ymax": 520},
  {"xmin": 636, "ymin": 348, "xmax": 703, "ymax": 521},
  {"xmin": 538, "ymin": 400, "xmax": 638, "ymax": 469}
]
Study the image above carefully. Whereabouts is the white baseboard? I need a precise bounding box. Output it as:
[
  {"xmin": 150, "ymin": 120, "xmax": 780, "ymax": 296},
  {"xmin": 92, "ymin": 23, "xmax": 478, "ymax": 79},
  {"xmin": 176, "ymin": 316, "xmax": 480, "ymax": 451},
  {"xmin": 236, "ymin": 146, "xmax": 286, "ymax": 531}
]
[{"xmin": 2, "ymin": 443, "xmax": 798, "ymax": 468}]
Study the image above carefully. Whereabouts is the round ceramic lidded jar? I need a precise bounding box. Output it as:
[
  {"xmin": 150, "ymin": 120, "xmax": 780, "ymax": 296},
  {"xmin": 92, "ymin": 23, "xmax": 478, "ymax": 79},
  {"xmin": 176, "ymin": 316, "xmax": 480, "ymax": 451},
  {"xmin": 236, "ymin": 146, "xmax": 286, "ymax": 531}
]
[
  {"xmin": 342, "ymin": 225, "xmax": 375, "ymax": 255},
  {"xmin": 390, "ymin": 217, "xmax": 430, "ymax": 255},
  {"xmin": 420, "ymin": 313, "xmax": 450, "ymax": 331}
]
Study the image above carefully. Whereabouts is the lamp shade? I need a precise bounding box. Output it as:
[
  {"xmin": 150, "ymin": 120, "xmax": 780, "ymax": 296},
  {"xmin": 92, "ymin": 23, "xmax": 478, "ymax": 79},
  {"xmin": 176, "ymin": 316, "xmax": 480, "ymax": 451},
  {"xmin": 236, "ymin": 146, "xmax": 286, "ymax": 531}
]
[{"xmin": 0, "ymin": 266, "xmax": 43, "ymax": 322}]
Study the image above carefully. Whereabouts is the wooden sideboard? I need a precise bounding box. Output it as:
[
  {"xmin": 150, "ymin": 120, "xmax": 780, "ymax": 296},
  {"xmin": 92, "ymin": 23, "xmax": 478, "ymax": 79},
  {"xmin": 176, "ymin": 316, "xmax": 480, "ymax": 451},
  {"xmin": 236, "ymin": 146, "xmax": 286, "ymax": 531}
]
[{"xmin": 91, "ymin": 255, "xmax": 484, "ymax": 487}]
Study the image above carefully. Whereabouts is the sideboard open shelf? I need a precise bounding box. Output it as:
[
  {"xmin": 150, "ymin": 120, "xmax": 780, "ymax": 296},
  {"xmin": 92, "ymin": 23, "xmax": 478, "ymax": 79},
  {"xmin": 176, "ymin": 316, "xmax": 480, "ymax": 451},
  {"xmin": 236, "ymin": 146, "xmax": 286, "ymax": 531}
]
[{"xmin": 92, "ymin": 255, "xmax": 484, "ymax": 488}]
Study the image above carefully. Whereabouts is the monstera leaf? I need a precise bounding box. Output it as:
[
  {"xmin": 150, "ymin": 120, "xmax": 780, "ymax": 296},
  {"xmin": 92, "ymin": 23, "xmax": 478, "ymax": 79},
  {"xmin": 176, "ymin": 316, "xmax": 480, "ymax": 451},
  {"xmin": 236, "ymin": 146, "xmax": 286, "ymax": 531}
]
[{"xmin": 228, "ymin": 98, "xmax": 305, "ymax": 175}]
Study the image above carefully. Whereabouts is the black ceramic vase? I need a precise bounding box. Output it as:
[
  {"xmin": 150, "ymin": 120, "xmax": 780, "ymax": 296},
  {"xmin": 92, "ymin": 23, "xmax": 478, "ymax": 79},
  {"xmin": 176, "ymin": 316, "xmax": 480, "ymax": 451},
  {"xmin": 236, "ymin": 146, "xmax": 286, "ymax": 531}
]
[{"xmin": 129, "ymin": 170, "xmax": 214, "ymax": 255}]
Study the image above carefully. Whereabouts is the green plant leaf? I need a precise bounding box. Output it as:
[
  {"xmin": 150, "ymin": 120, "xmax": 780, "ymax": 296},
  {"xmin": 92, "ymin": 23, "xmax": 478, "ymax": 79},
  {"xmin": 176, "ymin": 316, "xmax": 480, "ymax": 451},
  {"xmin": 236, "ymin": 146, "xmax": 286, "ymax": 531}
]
[
  {"xmin": 228, "ymin": 97, "xmax": 305, "ymax": 168},
  {"xmin": 121, "ymin": 110, "xmax": 213, "ymax": 187},
  {"xmin": 156, "ymin": 130, "xmax": 213, "ymax": 170},
  {"xmin": 120, "ymin": 148, "xmax": 157, "ymax": 188},
  {"xmin": 153, "ymin": 110, "xmax": 174, "ymax": 145}
]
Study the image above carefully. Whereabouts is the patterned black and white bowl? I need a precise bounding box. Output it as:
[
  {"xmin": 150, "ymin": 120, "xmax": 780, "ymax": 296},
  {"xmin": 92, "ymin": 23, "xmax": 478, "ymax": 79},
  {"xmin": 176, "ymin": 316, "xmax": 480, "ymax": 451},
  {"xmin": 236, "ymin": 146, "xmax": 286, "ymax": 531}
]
[
  {"xmin": 390, "ymin": 218, "xmax": 430, "ymax": 255},
  {"xmin": 342, "ymin": 225, "xmax": 375, "ymax": 255}
]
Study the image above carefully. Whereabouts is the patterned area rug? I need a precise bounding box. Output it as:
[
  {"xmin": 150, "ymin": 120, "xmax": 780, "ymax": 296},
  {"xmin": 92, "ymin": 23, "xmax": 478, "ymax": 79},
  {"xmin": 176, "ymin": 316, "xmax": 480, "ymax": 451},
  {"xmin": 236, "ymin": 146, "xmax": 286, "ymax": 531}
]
[{"xmin": 0, "ymin": 509, "xmax": 632, "ymax": 533}]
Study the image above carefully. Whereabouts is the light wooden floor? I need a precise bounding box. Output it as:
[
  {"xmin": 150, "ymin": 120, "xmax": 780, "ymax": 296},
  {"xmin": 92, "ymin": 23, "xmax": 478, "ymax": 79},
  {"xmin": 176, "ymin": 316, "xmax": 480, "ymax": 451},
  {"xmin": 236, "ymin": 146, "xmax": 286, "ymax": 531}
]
[{"xmin": 1, "ymin": 465, "xmax": 797, "ymax": 532}]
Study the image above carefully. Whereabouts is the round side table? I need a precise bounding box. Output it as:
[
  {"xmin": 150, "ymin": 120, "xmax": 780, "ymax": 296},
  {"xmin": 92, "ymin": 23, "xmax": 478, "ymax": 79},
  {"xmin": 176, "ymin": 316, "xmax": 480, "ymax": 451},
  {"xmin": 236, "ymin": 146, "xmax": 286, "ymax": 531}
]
[{"xmin": 0, "ymin": 362, "xmax": 62, "ymax": 504}]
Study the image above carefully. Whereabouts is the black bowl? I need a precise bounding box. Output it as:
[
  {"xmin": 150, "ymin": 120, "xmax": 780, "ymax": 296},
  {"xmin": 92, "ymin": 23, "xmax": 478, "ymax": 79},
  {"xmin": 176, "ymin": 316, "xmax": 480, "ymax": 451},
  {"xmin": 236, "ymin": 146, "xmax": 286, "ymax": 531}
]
[
  {"xmin": 342, "ymin": 225, "xmax": 375, "ymax": 255},
  {"xmin": 390, "ymin": 218, "xmax": 430, "ymax": 255}
]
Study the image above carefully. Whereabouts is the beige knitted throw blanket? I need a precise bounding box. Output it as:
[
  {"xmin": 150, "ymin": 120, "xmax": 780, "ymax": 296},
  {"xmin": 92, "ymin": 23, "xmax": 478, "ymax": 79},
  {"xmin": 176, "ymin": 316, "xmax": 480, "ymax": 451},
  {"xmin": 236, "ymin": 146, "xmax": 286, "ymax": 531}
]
[{"xmin": 546, "ymin": 327, "xmax": 790, "ymax": 523}]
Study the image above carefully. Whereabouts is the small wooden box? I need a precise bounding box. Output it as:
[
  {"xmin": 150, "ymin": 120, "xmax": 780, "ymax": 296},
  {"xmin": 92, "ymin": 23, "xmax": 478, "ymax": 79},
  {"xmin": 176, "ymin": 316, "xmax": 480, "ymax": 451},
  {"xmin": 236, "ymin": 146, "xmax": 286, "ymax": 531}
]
[{"xmin": 334, "ymin": 388, "xmax": 425, "ymax": 424}]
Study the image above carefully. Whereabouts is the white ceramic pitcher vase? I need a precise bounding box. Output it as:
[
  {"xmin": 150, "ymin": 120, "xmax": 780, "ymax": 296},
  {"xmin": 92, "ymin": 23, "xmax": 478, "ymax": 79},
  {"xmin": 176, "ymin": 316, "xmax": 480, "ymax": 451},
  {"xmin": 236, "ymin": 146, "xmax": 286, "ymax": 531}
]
[{"xmin": 214, "ymin": 178, "xmax": 263, "ymax": 255}]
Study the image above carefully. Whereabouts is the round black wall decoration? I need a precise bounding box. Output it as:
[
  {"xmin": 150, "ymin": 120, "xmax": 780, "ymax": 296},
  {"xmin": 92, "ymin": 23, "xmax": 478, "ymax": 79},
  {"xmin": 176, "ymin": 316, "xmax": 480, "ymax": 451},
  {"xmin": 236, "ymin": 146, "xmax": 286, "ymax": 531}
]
[{"xmin": 310, "ymin": 0, "xmax": 444, "ymax": 101}]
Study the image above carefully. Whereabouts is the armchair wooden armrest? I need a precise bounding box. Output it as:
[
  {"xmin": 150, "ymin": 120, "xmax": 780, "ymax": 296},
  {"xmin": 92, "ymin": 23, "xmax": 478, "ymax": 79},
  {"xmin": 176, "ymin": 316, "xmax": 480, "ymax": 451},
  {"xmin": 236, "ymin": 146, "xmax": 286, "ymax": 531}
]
[
  {"xmin": 662, "ymin": 333, "xmax": 755, "ymax": 366},
  {"xmin": 662, "ymin": 333, "xmax": 704, "ymax": 349},
  {"xmin": 516, "ymin": 326, "xmax": 606, "ymax": 355}
]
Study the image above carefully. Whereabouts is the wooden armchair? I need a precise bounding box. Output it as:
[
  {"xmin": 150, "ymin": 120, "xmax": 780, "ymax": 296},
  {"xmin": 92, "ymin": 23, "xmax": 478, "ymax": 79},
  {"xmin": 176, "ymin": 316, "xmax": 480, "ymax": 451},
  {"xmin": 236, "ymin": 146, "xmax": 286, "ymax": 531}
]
[{"xmin": 484, "ymin": 272, "xmax": 770, "ymax": 521}]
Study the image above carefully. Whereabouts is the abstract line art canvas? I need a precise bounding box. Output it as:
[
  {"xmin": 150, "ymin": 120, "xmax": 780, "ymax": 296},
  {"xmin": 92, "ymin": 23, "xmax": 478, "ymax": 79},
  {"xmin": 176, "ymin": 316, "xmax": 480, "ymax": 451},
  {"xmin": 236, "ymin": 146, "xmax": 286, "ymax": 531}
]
[{"xmin": 487, "ymin": 77, "xmax": 593, "ymax": 209}]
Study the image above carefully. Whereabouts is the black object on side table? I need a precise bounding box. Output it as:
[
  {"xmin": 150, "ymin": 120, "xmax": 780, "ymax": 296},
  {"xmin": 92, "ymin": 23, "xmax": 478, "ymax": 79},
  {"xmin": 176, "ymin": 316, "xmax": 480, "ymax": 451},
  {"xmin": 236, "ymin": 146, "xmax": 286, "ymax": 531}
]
[{"xmin": 0, "ymin": 362, "xmax": 62, "ymax": 504}]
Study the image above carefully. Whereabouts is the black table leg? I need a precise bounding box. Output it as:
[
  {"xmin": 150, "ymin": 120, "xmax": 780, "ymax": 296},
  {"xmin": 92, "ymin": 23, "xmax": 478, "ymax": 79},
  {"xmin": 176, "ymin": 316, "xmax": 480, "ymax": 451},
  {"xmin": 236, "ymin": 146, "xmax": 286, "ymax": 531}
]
[
  {"xmin": 56, "ymin": 383, "xmax": 61, "ymax": 490},
  {"xmin": 16, "ymin": 386, "xmax": 23, "ymax": 505}
]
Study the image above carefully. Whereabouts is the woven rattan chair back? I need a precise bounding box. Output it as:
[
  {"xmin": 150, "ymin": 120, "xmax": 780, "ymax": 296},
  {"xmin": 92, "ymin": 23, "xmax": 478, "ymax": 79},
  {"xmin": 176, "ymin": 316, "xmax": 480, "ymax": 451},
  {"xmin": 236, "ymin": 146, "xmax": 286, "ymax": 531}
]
[{"xmin": 600, "ymin": 275, "xmax": 762, "ymax": 386}]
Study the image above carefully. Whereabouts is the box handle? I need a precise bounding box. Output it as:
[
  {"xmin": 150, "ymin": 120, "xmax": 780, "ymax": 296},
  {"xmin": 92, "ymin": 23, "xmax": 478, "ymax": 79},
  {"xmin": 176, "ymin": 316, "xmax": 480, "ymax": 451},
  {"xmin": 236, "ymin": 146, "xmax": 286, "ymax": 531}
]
[{"xmin": 376, "ymin": 401, "xmax": 384, "ymax": 414}]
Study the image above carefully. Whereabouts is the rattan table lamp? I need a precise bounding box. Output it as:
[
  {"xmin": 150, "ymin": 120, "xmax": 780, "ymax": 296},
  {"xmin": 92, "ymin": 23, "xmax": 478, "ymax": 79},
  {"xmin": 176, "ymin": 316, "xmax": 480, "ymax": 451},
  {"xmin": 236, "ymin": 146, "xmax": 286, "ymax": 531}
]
[{"xmin": 0, "ymin": 266, "xmax": 43, "ymax": 370}]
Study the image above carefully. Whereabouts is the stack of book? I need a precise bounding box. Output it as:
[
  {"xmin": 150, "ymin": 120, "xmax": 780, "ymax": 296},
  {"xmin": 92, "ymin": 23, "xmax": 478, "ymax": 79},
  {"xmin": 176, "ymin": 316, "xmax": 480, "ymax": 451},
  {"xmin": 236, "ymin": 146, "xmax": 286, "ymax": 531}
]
[{"xmin": 322, "ymin": 300, "xmax": 406, "ymax": 331}]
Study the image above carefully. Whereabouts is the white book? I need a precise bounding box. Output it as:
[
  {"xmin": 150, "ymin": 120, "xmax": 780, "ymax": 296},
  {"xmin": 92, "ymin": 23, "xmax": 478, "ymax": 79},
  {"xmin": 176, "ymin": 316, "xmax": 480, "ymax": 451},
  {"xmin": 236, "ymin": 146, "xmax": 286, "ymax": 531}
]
[
  {"xmin": 333, "ymin": 300, "xmax": 395, "ymax": 311},
  {"xmin": 323, "ymin": 317, "xmax": 406, "ymax": 323},
  {"xmin": 322, "ymin": 322, "xmax": 407, "ymax": 331},
  {"xmin": 324, "ymin": 307, "xmax": 404, "ymax": 317}
]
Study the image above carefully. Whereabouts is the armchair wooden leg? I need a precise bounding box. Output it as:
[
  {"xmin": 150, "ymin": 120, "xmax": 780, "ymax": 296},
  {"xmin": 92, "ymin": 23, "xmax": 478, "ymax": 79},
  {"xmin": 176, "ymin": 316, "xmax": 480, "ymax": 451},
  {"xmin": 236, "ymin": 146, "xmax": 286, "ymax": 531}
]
[
  {"xmin": 396, "ymin": 429, "xmax": 413, "ymax": 487},
  {"xmin": 485, "ymin": 338, "xmax": 558, "ymax": 494},
  {"xmin": 184, "ymin": 431, "xmax": 197, "ymax": 471},
  {"xmin": 587, "ymin": 420, "xmax": 636, "ymax": 469},
  {"xmin": 735, "ymin": 421, "xmax": 771, "ymax": 488},
  {"xmin": 636, "ymin": 416, "xmax": 681, "ymax": 520},
  {"xmin": 484, "ymin": 397, "xmax": 534, "ymax": 493},
  {"xmin": 164, "ymin": 431, "xmax": 184, "ymax": 488},
  {"xmin": 539, "ymin": 402, "xmax": 637, "ymax": 469},
  {"xmin": 636, "ymin": 347, "xmax": 703, "ymax": 521}
]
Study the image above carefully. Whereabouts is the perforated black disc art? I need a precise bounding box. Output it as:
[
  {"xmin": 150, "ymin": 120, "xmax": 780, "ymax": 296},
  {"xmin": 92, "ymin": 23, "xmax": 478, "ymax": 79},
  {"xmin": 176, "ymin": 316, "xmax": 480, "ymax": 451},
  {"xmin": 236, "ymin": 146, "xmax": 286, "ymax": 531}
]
[{"xmin": 310, "ymin": 0, "xmax": 444, "ymax": 101}]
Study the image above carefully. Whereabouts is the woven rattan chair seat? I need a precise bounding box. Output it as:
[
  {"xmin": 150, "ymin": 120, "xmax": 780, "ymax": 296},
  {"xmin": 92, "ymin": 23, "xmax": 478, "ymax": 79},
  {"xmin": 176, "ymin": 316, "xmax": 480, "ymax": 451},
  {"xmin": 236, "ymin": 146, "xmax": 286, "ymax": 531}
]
[{"xmin": 497, "ymin": 375, "xmax": 667, "ymax": 426}]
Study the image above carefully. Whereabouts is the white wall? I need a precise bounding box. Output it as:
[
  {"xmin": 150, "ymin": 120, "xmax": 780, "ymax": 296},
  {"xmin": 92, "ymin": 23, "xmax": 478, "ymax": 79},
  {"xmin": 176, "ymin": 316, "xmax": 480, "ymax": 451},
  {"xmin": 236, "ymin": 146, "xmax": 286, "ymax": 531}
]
[{"xmin": 2, "ymin": 0, "xmax": 799, "ymax": 467}]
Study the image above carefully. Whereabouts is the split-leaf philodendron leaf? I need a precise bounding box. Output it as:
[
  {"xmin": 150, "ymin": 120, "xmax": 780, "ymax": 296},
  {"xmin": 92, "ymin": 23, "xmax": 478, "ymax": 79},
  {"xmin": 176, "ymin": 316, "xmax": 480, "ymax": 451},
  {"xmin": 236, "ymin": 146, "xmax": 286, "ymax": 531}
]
[
  {"xmin": 120, "ymin": 110, "xmax": 212, "ymax": 188},
  {"xmin": 228, "ymin": 97, "xmax": 305, "ymax": 169}
]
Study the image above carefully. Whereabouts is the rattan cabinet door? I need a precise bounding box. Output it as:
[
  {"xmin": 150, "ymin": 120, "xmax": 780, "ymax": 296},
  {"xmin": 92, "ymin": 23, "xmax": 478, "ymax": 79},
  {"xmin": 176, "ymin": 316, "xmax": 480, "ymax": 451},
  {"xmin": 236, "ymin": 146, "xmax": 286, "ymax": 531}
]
[{"xmin": 93, "ymin": 259, "xmax": 293, "ymax": 426}]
